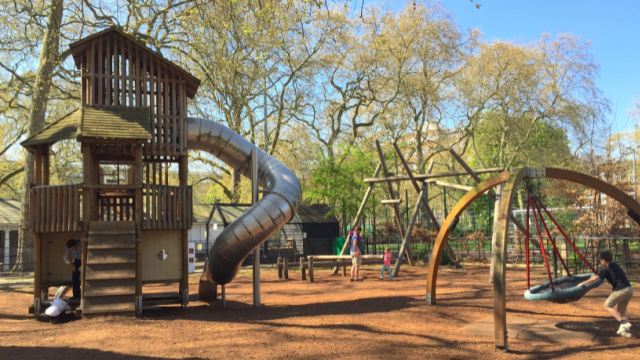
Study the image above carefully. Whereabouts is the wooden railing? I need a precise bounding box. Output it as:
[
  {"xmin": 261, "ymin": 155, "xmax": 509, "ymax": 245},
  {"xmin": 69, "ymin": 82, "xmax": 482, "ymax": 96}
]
[
  {"xmin": 142, "ymin": 184, "xmax": 192, "ymax": 230},
  {"xmin": 99, "ymin": 193, "xmax": 135, "ymax": 221},
  {"xmin": 30, "ymin": 184, "xmax": 193, "ymax": 232},
  {"xmin": 30, "ymin": 184, "xmax": 82, "ymax": 233}
]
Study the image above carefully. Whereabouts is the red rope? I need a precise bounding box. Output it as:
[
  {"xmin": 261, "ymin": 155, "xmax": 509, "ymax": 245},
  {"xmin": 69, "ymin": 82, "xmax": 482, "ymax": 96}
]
[
  {"xmin": 531, "ymin": 197, "xmax": 555, "ymax": 291},
  {"xmin": 532, "ymin": 197, "xmax": 571, "ymax": 276},
  {"xmin": 534, "ymin": 197, "xmax": 597, "ymax": 274}
]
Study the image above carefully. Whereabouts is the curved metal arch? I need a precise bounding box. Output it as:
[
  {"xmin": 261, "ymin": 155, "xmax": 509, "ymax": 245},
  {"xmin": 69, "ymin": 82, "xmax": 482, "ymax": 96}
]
[{"xmin": 426, "ymin": 167, "xmax": 640, "ymax": 350}]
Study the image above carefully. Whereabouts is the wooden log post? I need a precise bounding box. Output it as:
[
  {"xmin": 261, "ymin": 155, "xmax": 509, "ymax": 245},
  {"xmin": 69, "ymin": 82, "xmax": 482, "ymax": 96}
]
[
  {"xmin": 375, "ymin": 140, "xmax": 413, "ymax": 265},
  {"xmin": 308, "ymin": 257, "xmax": 314, "ymax": 283},
  {"xmin": 342, "ymin": 265, "xmax": 347, "ymax": 276},
  {"xmin": 300, "ymin": 258, "xmax": 306, "ymax": 281},
  {"xmin": 283, "ymin": 257, "xmax": 289, "ymax": 279},
  {"xmin": 277, "ymin": 257, "xmax": 283, "ymax": 279}
]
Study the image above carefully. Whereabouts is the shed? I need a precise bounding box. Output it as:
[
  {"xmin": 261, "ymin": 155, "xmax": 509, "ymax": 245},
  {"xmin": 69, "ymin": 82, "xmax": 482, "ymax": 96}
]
[
  {"xmin": 201, "ymin": 203, "xmax": 339, "ymax": 264},
  {"xmin": 0, "ymin": 198, "xmax": 20, "ymax": 271}
]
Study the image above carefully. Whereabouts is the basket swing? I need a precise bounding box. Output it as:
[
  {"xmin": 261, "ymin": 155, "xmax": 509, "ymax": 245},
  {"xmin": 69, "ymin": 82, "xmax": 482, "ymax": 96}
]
[{"xmin": 522, "ymin": 180, "xmax": 603, "ymax": 303}]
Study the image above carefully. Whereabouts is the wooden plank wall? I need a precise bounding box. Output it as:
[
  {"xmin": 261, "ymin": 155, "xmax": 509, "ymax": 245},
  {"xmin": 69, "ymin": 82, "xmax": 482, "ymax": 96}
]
[
  {"xmin": 80, "ymin": 32, "xmax": 187, "ymax": 157},
  {"xmin": 142, "ymin": 185, "xmax": 192, "ymax": 230},
  {"xmin": 30, "ymin": 184, "xmax": 82, "ymax": 233}
]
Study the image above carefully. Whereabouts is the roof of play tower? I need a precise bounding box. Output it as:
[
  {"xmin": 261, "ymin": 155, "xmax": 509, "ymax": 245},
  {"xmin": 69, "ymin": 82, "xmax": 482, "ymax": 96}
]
[{"xmin": 21, "ymin": 106, "xmax": 152, "ymax": 149}]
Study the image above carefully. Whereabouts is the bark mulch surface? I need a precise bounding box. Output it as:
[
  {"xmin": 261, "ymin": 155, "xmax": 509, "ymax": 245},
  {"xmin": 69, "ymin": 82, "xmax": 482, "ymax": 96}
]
[{"xmin": 0, "ymin": 264, "xmax": 638, "ymax": 359}]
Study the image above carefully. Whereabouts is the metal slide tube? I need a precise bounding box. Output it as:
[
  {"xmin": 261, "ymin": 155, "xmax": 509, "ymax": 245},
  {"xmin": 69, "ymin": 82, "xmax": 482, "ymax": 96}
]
[{"xmin": 187, "ymin": 118, "xmax": 301, "ymax": 285}]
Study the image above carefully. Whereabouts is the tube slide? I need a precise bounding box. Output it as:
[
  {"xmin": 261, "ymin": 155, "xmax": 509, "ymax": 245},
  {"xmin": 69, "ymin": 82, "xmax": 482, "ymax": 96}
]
[{"xmin": 186, "ymin": 118, "xmax": 301, "ymax": 285}]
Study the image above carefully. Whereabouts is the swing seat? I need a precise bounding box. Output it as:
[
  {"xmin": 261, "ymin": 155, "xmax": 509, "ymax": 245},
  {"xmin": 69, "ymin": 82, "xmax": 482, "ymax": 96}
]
[{"xmin": 524, "ymin": 273, "xmax": 603, "ymax": 303}]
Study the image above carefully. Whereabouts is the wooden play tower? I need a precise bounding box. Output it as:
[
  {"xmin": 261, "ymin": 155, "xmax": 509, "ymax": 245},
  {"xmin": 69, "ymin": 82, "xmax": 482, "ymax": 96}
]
[{"xmin": 21, "ymin": 27, "xmax": 200, "ymax": 316}]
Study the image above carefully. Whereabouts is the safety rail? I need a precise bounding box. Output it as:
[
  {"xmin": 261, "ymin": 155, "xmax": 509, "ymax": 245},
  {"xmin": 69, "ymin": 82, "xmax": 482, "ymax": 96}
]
[
  {"xmin": 142, "ymin": 184, "xmax": 193, "ymax": 230},
  {"xmin": 30, "ymin": 184, "xmax": 82, "ymax": 233},
  {"xmin": 30, "ymin": 184, "xmax": 193, "ymax": 232}
]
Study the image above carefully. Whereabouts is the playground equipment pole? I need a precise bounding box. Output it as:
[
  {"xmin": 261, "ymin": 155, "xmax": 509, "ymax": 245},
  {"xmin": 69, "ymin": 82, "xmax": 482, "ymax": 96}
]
[{"xmin": 251, "ymin": 149, "xmax": 260, "ymax": 307}]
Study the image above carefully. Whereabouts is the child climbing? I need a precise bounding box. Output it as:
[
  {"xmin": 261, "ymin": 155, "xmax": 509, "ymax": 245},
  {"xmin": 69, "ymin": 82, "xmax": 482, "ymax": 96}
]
[{"xmin": 380, "ymin": 247, "xmax": 393, "ymax": 280}]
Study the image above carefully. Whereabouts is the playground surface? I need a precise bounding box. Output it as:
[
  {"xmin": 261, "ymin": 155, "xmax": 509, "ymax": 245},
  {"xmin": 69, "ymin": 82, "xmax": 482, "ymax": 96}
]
[{"xmin": 0, "ymin": 264, "xmax": 638, "ymax": 359}]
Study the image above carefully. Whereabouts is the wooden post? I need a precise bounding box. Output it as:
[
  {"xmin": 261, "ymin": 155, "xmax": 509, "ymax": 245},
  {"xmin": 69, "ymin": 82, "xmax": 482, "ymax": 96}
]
[
  {"xmin": 393, "ymin": 183, "xmax": 427, "ymax": 277},
  {"xmin": 342, "ymin": 265, "xmax": 347, "ymax": 277},
  {"xmin": 33, "ymin": 233, "xmax": 42, "ymax": 306},
  {"xmin": 375, "ymin": 140, "xmax": 413, "ymax": 265},
  {"xmin": 179, "ymin": 155, "xmax": 189, "ymax": 304},
  {"xmin": 277, "ymin": 257, "xmax": 283, "ymax": 279},
  {"xmin": 34, "ymin": 148, "xmax": 42, "ymax": 186},
  {"xmin": 308, "ymin": 257, "xmax": 314, "ymax": 283},
  {"xmin": 42, "ymin": 147, "xmax": 50, "ymax": 185},
  {"xmin": 489, "ymin": 184, "xmax": 504, "ymax": 283},
  {"xmin": 283, "ymin": 257, "xmax": 289, "ymax": 279},
  {"xmin": 133, "ymin": 143, "xmax": 143, "ymax": 310},
  {"xmin": 300, "ymin": 258, "xmax": 306, "ymax": 281}
]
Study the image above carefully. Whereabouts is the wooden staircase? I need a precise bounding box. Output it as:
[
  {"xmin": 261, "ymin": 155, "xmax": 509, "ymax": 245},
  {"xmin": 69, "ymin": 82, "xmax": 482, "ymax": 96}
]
[{"xmin": 83, "ymin": 221, "xmax": 136, "ymax": 315}]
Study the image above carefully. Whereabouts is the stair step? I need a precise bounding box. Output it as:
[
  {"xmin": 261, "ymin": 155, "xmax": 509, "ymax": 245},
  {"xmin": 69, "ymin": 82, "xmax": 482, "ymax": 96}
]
[
  {"xmin": 85, "ymin": 263, "xmax": 135, "ymax": 280},
  {"xmin": 87, "ymin": 243, "xmax": 136, "ymax": 250},
  {"xmin": 83, "ymin": 297, "xmax": 135, "ymax": 315},
  {"xmin": 85, "ymin": 272, "xmax": 135, "ymax": 281},
  {"xmin": 86, "ymin": 248, "xmax": 136, "ymax": 264},
  {"xmin": 84, "ymin": 286, "xmax": 135, "ymax": 297}
]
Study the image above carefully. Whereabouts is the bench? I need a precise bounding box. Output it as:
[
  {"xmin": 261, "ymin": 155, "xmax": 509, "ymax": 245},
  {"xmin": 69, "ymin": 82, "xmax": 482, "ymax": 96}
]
[{"xmin": 305, "ymin": 255, "xmax": 387, "ymax": 282}]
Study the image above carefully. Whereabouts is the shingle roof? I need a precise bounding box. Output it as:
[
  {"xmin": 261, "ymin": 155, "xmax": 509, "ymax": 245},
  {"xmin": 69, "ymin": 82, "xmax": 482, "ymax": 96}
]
[
  {"xmin": 0, "ymin": 198, "xmax": 21, "ymax": 229},
  {"xmin": 78, "ymin": 107, "xmax": 152, "ymax": 140},
  {"xmin": 295, "ymin": 204, "xmax": 338, "ymax": 224},
  {"xmin": 20, "ymin": 109, "xmax": 81, "ymax": 147},
  {"xmin": 21, "ymin": 106, "xmax": 151, "ymax": 149},
  {"xmin": 193, "ymin": 204, "xmax": 214, "ymax": 224}
]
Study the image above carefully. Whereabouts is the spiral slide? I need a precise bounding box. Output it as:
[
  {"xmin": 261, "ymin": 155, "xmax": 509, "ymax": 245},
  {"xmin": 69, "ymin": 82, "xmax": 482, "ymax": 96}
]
[{"xmin": 186, "ymin": 118, "xmax": 302, "ymax": 290}]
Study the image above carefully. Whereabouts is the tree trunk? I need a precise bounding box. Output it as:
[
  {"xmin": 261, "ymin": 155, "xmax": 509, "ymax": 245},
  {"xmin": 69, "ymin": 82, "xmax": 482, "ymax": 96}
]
[{"xmin": 13, "ymin": 0, "xmax": 64, "ymax": 273}]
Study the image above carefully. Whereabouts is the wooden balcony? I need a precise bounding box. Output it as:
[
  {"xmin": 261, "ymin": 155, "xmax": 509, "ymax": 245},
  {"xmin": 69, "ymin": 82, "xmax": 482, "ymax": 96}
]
[{"xmin": 30, "ymin": 184, "xmax": 192, "ymax": 232}]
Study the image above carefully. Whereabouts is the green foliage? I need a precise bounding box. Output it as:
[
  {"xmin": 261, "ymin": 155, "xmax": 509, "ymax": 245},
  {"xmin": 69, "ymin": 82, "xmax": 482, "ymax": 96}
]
[
  {"xmin": 304, "ymin": 145, "xmax": 377, "ymax": 221},
  {"xmin": 473, "ymin": 111, "xmax": 573, "ymax": 169}
]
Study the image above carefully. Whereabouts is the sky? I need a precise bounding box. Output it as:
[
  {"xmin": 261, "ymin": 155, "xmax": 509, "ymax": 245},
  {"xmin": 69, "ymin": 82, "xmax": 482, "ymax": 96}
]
[{"xmin": 436, "ymin": 0, "xmax": 640, "ymax": 134}]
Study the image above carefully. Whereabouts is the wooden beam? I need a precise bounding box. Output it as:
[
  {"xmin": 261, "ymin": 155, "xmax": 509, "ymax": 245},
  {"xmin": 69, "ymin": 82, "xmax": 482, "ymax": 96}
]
[
  {"xmin": 375, "ymin": 140, "xmax": 413, "ymax": 265},
  {"xmin": 363, "ymin": 168, "xmax": 503, "ymax": 184},
  {"xmin": 430, "ymin": 180, "xmax": 472, "ymax": 192},
  {"xmin": 392, "ymin": 143, "xmax": 460, "ymax": 269},
  {"xmin": 448, "ymin": 150, "xmax": 532, "ymax": 243},
  {"xmin": 380, "ymin": 199, "xmax": 402, "ymax": 204}
]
